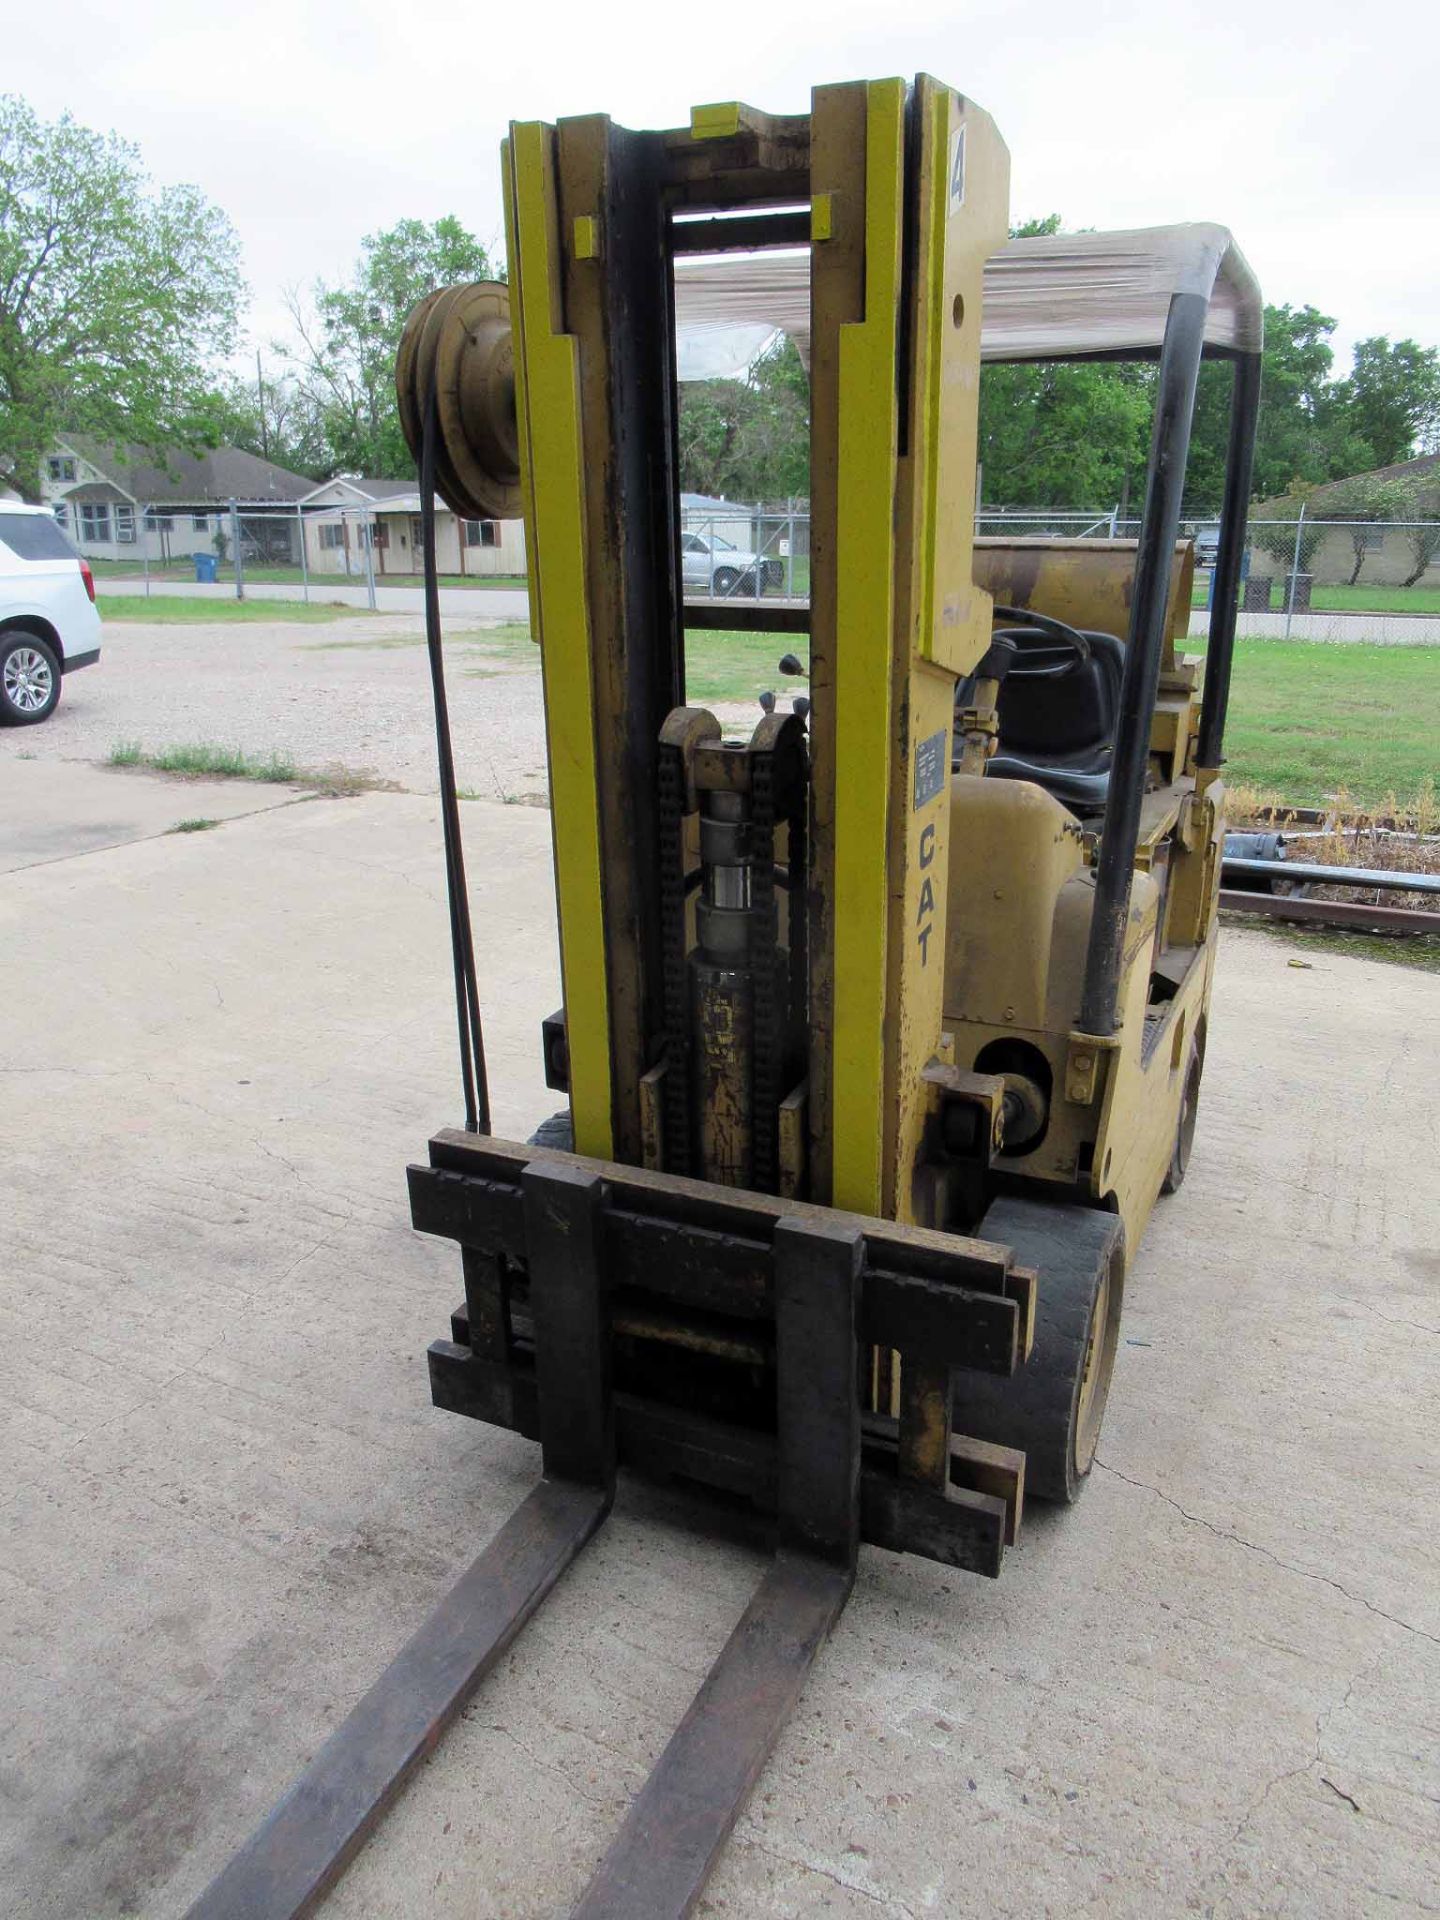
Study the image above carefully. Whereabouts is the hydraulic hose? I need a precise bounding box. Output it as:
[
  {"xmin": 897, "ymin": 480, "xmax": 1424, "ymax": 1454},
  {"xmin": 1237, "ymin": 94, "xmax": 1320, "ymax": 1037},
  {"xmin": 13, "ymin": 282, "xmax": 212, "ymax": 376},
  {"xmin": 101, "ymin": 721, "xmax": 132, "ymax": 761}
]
[{"xmin": 420, "ymin": 381, "xmax": 490, "ymax": 1133}]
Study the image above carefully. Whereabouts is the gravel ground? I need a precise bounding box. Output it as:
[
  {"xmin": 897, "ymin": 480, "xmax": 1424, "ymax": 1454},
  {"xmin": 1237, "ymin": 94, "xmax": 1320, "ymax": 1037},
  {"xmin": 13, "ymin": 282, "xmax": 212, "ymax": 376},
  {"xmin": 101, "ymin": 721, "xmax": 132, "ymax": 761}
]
[
  {"xmin": 25, "ymin": 614, "xmax": 555, "ymax": 801},
  {"xmin": 23, "ymin": 613, "xmax": 770, "ymax": 798}
]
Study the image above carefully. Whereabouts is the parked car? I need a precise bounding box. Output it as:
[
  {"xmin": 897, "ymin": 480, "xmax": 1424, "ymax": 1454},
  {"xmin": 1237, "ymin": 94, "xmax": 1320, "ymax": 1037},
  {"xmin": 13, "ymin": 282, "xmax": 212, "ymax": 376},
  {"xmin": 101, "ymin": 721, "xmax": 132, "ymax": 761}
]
[
  {"xmin": 1193, "ymin": 526, "xmax": 1221, "ymax": 567},
  {"xmin": 0, "ymin": 504, "xmax": 102, "ymax": 724},
  {"xmin": 680, "ymin": 529, "xmax": 782, "ymax": 597}
]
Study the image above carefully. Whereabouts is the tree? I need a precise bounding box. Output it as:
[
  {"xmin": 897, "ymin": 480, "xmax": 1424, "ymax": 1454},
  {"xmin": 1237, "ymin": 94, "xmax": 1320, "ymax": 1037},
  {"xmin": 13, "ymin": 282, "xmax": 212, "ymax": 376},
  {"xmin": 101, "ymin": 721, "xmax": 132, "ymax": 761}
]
[
  {"xmin": 1250, "ymin": 305, "xmax": 1356, "ymax": 498},
  {"xmin": 1327, "ymin": 475, "xmax": 1415, "ymax": 584},
  {"xmin": 1185, "ymin": 304, "xmax": 1396, "ymax": 512},
  {"xmin": 677, "ymin": 335, "xmax": 810, "ymax": 502},
  {"xmin": 1334, "ymin": 337, "xmax": 1440, "ymax": 468},
  {"xmin": 1364, "ymin": 473, "xmax": 1440, "ymax": 587},
  {"xmin": 978, "ymin": 358, "xmax": 1153, "ymax": 509},
  {"xmin": 0, "ymin": 94, "xmax": 243, "ymax": 500},
  {"xmin": 1401, "ymin": 516, "xmax": 1440, "ymax": 588},
  {"xmin": 284, "ymin": 217, "xmax": 496, "ymax": 478},
  {"xmin": 977, "ymin": 214, "xmax": 1155, "ymax": 511},
  {"xmin": 213, "ymin": 366, "xmax": 330, "ymax": 478}
]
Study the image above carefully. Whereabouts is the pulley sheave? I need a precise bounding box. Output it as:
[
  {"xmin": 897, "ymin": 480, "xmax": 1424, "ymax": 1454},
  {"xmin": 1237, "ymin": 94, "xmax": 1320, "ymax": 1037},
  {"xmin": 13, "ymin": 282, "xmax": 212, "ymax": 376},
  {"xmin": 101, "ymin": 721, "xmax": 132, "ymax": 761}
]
[{"xmin": 395, "ymin": 281, "xmax": 521, "ymax": 521}]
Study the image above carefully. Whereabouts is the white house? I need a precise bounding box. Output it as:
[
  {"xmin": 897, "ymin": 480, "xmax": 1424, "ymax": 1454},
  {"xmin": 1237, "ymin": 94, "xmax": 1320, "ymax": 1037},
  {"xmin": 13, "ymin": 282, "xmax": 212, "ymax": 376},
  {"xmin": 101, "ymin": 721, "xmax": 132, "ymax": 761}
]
[
  {"xmin": 298, "ymin": 476, "xmax": 527, "ymax": 578},
  {"xmin": 680, "ymin": 491, "xmax": 757, "ymax": 550},
  {"xmin": 40, "ymin": 437, "xmax": 313, "ymax": 564}
]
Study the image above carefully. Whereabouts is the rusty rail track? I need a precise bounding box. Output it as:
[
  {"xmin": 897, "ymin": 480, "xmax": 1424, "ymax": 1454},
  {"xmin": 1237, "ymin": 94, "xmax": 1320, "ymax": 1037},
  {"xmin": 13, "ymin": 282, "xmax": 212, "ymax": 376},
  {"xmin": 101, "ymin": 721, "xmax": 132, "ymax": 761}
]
[{"xmin": 1219, "ymin": 889, "xmax": 1440, "ymax": 936}]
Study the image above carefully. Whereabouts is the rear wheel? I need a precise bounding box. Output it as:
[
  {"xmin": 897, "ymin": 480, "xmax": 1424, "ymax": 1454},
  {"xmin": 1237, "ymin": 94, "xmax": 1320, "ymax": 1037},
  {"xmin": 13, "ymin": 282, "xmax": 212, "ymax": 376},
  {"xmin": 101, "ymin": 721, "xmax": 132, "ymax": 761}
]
[
  {"xmin": 1161, "ymin": 1030, "xmax": 1205, "ymax": 1194},
  {"xmin": 958, "ymin": 1196, "xmax": 1125, "ymax": 1503},
  {"xmin": 0, "ymin": 632, "xmax": 61, "ymax": 725}
]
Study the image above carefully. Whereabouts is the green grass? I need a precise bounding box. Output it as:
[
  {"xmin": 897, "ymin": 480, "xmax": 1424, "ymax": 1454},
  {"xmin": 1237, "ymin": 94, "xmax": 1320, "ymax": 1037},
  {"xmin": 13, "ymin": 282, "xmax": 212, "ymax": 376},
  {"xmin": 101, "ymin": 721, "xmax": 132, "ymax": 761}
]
[
  {"xmin": 494, "ymin": 621, "xmax": 1434, "ymax": 807},
  {"xmin": 1191, "ymin": 579, "xmax": 1440, "ymax": 614},
  {"xmin": 98, "ymin": 593, "xmax": 365, "ymax": 623},
  {"xmin": 169, "ymin": 817, "xmax": 221, "ymax": 833},
  {"xmin": 110, "ymin": 741, "xmax": 299, "ymax": 781},
  {"xmin": 1183, "ymin": 638, "xmax": 1439, "ymax": 807},
  {"xmin": 1307, "ymin": 584, "xmax": 1440, "ymax": 614},
  {"xmin": 683, "ymin": 630, "xmax": 1438, "ymax": 807},
  {"xmin": 682, "ymin": 628, "xmax": 807, "ymax": 707}
]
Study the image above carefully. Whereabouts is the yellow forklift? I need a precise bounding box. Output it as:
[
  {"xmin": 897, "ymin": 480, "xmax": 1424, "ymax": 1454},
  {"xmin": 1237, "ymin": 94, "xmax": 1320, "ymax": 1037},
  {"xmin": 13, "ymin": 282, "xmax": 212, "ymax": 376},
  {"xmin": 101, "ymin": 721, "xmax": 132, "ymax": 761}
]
[{"xmin": 192, "ymin": 77, "xmax": 1260, "ymax": 1920}]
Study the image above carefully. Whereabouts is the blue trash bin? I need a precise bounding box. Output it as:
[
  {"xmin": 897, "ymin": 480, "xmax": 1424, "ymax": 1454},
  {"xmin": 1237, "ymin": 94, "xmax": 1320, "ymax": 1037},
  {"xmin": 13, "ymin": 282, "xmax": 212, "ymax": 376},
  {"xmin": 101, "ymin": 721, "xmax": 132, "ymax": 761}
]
[{"xmin": 193, "ymin": 551, "xmax": 218, "ymax": 584}]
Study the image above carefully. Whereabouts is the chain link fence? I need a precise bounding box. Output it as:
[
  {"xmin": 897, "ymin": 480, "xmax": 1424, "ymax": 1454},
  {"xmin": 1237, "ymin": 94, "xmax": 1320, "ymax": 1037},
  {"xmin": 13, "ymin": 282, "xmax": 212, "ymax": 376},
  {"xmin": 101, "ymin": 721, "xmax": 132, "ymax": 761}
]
[
  {"xmin": 59, "ymin": 499, "xmax": 406, "ymax": 608},
  {"xmin": 64, "ymin": 491, "xmax": 1438, "ymax": 632},
  {"xmin": 679, "ymin": 506, "xmax": 808, "ymax": 603}
]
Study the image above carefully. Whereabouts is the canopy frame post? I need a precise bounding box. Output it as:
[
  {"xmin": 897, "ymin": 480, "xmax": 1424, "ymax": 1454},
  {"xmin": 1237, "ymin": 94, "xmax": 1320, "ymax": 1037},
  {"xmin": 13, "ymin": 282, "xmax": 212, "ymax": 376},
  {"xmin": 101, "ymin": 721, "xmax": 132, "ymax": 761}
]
[
  {"xmin": 1196, "ymin": 348, "xmax": 1262, "ymax": 772},
  {"xmin": 1076, "ymin": 290, "xmax": 1208, "ymax": 1040}
]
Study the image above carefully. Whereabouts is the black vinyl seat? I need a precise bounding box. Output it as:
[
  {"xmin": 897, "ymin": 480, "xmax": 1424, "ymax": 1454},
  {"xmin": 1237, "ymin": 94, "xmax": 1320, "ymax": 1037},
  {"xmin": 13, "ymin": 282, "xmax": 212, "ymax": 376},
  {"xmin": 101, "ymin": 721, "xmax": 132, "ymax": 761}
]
[{"xmin": 955, "ymin": 615, "xmax": 1125, "ymax": 815}]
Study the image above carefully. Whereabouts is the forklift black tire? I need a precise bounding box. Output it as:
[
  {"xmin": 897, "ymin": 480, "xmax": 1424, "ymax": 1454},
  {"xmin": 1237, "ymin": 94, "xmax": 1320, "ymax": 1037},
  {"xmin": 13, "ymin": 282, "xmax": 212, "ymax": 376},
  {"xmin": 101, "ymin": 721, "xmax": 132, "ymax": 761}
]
[
  {"xmin": 528, "ymin": 1110, "xmax": 575, "ymax": 1150},
  {"xmin": 1161, "ymin": 1029, "xmax": 1205, "ymax": 1196},
  {"xmin": 959, "ymin": 1196, "xmax": 1125, "ymax": 1504}
]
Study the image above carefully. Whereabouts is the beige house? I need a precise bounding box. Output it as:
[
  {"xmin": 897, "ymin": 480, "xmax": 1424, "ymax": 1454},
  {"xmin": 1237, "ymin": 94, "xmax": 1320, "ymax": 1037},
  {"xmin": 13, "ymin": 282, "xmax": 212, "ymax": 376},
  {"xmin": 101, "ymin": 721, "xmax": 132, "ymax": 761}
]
[
  {"xmin": 1251, "ymin": 452, "xmax": 1439, "ymax": 587},
  {"xmin": 299, "ymin": 477, "xmax": 526, "ymax": 578}
]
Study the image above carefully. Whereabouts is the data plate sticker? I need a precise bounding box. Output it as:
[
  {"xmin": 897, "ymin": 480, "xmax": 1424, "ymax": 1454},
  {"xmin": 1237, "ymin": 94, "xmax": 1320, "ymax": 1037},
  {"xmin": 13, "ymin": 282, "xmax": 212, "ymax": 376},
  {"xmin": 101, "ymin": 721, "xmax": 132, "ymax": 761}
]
[{"xmin": 913, "ymin": 729, "xmax": 948, "ymax": 810}]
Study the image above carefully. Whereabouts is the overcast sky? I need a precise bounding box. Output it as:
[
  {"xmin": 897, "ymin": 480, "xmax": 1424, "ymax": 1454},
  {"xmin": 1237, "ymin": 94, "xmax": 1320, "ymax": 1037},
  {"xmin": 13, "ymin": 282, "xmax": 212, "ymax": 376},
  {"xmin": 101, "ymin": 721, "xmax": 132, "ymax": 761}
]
[{"xmin": 9, "ymin": 0, "xmax": 1437, "ymax": 377}]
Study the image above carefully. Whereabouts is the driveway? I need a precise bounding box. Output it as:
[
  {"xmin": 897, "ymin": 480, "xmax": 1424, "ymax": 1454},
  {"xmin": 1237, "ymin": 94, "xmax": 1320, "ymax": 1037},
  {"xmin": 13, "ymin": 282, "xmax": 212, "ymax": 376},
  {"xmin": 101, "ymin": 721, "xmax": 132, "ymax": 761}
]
[{"xmin": 1, "ymin": 760, "xmax": 1436, "ymax": 1919}]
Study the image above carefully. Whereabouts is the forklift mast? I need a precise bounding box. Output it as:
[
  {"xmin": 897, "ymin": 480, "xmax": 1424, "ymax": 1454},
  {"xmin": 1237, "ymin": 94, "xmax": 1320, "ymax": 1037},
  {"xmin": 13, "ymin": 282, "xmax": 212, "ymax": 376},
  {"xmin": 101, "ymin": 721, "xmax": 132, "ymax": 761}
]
[{"xmin": 494, "ymin": 81, "xmax": 1009, "ymax": 1225}]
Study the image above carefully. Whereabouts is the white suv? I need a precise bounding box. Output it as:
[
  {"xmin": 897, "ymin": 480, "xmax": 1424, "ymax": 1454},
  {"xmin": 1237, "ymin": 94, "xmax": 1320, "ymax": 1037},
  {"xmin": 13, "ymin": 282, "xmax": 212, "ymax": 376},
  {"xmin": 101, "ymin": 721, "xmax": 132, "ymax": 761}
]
[{"xmin": 0, "ymin": 503, "xmax": 102, "ymax": 724}]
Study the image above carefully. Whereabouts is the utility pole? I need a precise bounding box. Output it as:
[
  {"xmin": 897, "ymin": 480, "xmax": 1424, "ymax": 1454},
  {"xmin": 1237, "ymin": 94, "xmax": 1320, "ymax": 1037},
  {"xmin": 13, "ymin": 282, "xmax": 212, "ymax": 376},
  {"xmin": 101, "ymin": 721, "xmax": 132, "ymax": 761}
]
[
  {"xmin": 230, "ymin": 499, "xmax": 245, "ymax": 601},
  {"xmin": 256, "ymin": 350, "xmax": 270, "ymax": 463}
]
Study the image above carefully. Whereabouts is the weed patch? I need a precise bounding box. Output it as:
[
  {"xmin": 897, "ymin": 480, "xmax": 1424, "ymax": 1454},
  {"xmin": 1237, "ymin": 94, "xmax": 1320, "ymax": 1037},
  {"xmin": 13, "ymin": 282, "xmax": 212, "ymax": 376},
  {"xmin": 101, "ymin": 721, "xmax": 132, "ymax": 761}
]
[{"xmin": 106, "ymin": 740, "xmax": 390, "ymax": 797}]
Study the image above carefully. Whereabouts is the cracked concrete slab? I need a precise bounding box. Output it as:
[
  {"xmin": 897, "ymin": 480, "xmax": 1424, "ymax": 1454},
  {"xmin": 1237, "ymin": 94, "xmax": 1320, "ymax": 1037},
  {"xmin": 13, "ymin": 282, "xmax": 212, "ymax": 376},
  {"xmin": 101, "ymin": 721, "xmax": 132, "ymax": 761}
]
[
  {"xmin": 1, "ymin": 782, "xmax": 1436, "ymax": 1918},
  {"xmin": 0, "ymin": 756, "xmax": 308, "ymax": 872}
]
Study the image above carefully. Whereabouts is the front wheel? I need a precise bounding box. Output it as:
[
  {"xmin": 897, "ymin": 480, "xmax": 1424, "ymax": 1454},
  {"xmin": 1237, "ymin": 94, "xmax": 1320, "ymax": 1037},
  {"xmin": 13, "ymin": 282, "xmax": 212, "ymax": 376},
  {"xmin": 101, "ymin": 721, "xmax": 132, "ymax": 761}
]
[
  {"xmin": 958, "ymin": 1197, "xmax": 1125, "ymax": 1503},
  {"xmin": 712, "ymin": 566, "xmax": 739, "ymax": 596},
  {"xmin": 0, "ymin": 632, "xmax": 61, "ymax": 725}
]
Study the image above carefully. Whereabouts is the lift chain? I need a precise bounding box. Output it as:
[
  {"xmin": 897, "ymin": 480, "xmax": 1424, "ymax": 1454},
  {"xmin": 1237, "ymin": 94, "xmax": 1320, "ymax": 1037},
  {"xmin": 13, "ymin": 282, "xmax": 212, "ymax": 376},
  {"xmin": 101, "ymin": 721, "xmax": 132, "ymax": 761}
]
[
  {"xmin": 749, "ymin": 742, "xmax": 781, "ymax": 1195},
  {"xmin": 656, "ymin": 739, "xmax": 693, "ymax": 1176},
  {"xmin": 786, "ymin": 740, "xmax": 808, "ymax": 1104}
]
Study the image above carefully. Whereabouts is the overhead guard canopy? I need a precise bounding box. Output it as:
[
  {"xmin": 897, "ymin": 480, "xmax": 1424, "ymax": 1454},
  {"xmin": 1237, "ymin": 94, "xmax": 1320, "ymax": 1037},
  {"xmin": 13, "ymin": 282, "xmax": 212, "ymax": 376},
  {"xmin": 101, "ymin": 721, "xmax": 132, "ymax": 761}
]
[{"xmin": 673, "ymin": 222, "xmax": 1263, "ymax": 378}]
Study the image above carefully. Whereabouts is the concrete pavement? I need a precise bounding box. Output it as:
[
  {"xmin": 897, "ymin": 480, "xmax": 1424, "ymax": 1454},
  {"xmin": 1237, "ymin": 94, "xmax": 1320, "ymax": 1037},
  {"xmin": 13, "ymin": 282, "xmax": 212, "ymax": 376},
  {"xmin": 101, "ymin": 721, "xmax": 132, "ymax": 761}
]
[
  {"xmin": 1, "ymin": 758, "xmax": 309, "ymax": 873},
  {"xmin": 1, "ymin": 762, "xmax": 1436, "ymax": 1918},
  {"xmin": 1188, "ymin": 607, "xmax": 1440, "ymax": 644}
]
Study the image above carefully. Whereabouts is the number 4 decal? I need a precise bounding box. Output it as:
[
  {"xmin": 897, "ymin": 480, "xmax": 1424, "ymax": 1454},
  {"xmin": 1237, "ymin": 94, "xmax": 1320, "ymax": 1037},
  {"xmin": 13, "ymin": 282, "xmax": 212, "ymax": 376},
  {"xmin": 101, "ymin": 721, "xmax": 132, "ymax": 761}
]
[{"xmin": 949, "ymin": 124, "xmax": 966, "ymax": 214}]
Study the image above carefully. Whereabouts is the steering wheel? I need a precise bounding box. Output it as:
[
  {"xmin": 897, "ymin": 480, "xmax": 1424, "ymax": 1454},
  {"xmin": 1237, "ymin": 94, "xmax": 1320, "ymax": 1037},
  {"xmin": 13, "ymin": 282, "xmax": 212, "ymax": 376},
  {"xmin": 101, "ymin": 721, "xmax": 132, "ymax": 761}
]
[{"xmin": 990, "ymin": 606, "xmax": 1092, "ymax": 681}]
